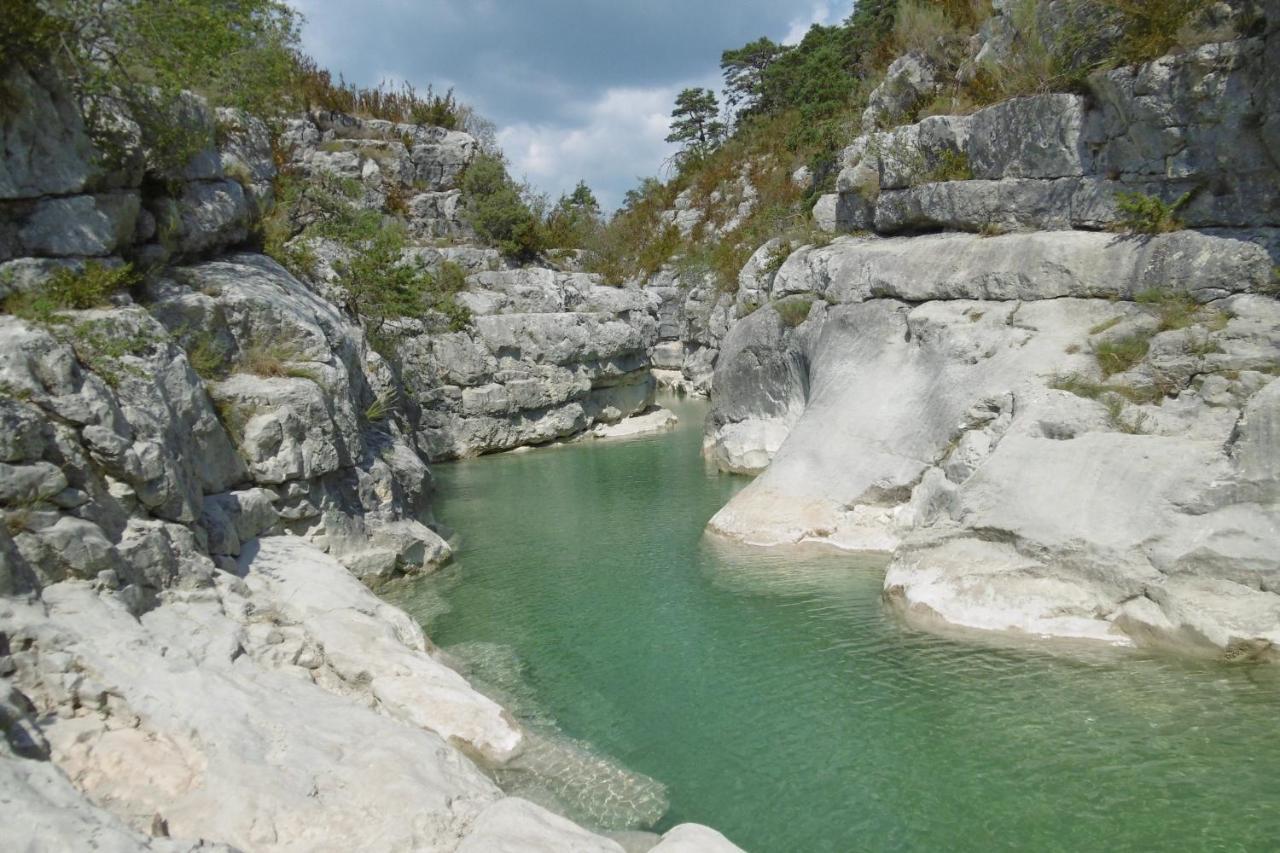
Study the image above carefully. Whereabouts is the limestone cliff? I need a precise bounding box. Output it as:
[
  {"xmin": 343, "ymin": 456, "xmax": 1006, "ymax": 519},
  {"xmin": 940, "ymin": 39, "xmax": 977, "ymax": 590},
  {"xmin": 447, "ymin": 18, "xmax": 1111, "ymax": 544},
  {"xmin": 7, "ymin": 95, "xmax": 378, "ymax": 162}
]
[{"xmin": 705, "ymin": 7, "xmax": 1280, "ymax": 660}]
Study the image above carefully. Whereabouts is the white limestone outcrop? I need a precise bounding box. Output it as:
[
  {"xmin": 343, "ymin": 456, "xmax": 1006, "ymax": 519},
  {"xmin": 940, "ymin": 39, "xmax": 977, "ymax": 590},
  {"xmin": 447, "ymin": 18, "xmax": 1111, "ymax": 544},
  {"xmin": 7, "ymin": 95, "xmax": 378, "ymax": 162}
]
[{"xmin": 706, "ymin": 231, "xmax": 1280, "ymax": 660}]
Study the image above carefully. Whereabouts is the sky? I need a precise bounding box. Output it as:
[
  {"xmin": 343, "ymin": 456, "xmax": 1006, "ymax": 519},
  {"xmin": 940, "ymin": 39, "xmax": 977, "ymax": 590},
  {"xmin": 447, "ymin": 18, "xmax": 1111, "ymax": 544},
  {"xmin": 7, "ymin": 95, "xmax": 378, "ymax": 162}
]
[{"xmin": 291, "ymin": 0, "xmax": 851, "ymax": 209}]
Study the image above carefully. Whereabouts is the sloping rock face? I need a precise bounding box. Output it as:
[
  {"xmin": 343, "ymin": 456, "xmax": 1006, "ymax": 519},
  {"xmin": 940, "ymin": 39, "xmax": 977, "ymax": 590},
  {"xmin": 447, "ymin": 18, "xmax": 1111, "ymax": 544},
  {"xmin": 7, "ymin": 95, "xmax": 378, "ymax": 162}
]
[
  {"xmin": 818, "ymin": 16, "xmax": 1280, "ymax": 250},
  {"xmin": 271, "ymin": 111, "xmax": 665, "ymax": 459},
  {"xmin": 706, "ymin": 229, "xmax": 1280, "ymax": 659},
  {"xmin": 3, "ymin": 537, "xmax": 738, "ymax": 851}
]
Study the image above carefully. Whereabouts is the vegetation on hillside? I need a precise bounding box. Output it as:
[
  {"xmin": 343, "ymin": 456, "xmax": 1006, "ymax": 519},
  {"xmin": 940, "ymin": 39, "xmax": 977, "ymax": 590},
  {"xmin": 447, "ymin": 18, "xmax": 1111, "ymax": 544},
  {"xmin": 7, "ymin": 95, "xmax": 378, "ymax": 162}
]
[
  {"xmin": 582, "ymin": 0, "xmax": 1242, "ymax": 292},
  {"xmin": 1, "ymin": 0, "xmax": 1250, "ymax": 300}
]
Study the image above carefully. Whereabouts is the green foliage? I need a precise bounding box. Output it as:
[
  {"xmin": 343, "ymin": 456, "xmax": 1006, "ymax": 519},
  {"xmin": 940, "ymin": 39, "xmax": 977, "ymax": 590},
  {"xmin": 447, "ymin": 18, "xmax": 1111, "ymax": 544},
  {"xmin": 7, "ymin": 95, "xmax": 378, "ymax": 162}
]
[
  {"xmin": 364, "ymin": 387, "xmax": 399, "ymax": 423},
  {"xmin": 544, "ymin": 181, "xmax": 603, "ymax": 250},
  {"xmin": 425, "ymin": 261, "xmax": 473, "ymax": 332},
  {"xmin": 1050, "ymin": 372, "xmax": 1163, "ymax": 405},
  {"xmin": 1094, "ymin": 333, "xmax": 1151, "ymax": 376},
  {"xmin": 894, "ymin": 0, "xmax": 981, "ymax": 65},
  {"xmin": 337, "ymin": 230, "xmax": 472, "ymax": 335},
  {"xmin": 185, "ymin": 330, "xmax": 232, "ymax": 380},
  {"xmin": 583, "ymin": 176, "xmax": 680, "ymax": 285},
  {"xmin": 666, "ymin": 88, "xmax": 726, "ymax": 164},
  {"xmin": 1134, "ymin": 288, "xmax": 1227, "ymax": 333},
  {"xmin": 1102, "ymin": 0, "xmax": 1217, "ymax": 66},
  {"xmin": 461, "ymin": 154, "xmax": 548, "ymax": 260},
  {"xmin": 68, "ymin": 319, "xmax": 160, "ymax": 387},
  {"xmin": 0, "ymin": 0, "xmax": 68, "ymax": 86},
  {"xmin": 1104, "ymin": 395, "xmax": 1150, "ymax": 434},
  {"xmin": 235, "ymin": 339, "xmax": 306, "ymax": 378},
  {"xmin": 919, "ymin": 148, "xmax": 974, "ymax": 184},
  {"xmin": 774, "ymin": 297, "xmax": 815, "ymax": 328},
  {"xmin": 1114, "ymin": 191, "xmax": 1191, "ymax": 234},
  {"xmin": 10, "ymin": 0, "xmax": 301, "ymax": 175},
  {"xmin": 2, "ymin": 263, "xmax": 139, "ymax": 323},
  {"xmin": 721, "ymin": 37, "xmax": 788, "ymax": 118},
  {"xmin": 292, "ymin": 54, "xmax": 465, "ymax": 128},
  {"xmin": 762, "ymin": 241, "xmax": 793, "ymax": 276},
  {"xmin": 959, "ymin": 0, "xmax": 1222, "ymax": 108}
]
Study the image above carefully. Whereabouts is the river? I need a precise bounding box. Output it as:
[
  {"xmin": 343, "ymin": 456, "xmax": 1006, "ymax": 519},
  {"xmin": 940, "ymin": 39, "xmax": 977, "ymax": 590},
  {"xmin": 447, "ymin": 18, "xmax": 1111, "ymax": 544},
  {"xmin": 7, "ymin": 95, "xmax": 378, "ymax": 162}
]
[{"xmin": 384, "ymin": 395, "xmax": 1280, "ymax": 852}]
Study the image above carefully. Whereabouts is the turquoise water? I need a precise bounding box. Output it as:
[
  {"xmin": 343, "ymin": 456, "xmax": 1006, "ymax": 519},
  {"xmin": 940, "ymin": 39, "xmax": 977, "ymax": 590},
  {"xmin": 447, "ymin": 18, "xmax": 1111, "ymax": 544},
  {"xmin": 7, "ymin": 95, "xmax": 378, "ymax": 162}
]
[{"xmin": 385, "ymin": 397, "xmax": 1280, "ymax": 853}]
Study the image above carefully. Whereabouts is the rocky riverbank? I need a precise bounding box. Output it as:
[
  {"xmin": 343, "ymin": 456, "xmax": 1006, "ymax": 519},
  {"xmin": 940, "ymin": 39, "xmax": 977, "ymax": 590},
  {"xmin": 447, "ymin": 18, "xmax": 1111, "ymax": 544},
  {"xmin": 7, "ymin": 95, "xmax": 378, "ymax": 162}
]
[{"xmin": 0, "ymin": 61, "xmax": 738, "ymax": 852}]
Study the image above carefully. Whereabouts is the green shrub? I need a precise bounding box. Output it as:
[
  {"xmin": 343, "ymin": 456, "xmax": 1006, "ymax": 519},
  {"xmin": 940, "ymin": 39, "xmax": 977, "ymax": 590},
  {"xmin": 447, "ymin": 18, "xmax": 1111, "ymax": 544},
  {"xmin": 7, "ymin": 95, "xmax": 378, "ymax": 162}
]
[
  {"xmin": 1114, "ymin": 190, "xmax": 1190, "ymax": 234},
  {"xmin": 774, "ymin": 297, "xmax": 814, "ymax": 328},
  {"xmin": 424, "ymin": 261, "xmax": 473, "ymax": 332},
  {"xmin": 1134, "ymin": 288, "xmax": 1200, "ymax": 330},
  {"xmin": 185, "ymin": 330, "xmax": 231, "ymax": 380},
  {"xmin": 3, "ymin": 262, "xmax": 139, "ymax": 323},
  {"xmin": 1101, "ymin": 0, "xmax": 1217, "ymax": 66},
  {"xmin": 762, "ymin": 241, "xmax": 793, "ymax": 276},
  {"xmin": 1093, "ymin": 333, "xmax": 1150, "ymax": 376},
  {"xmin": 543, "ymin": 181, "xmax": 603, "ymax": 251},
  {"xmin": 68, "ymin": 319, "xmax": 158, "ymax": 386},
  {"xmin": 1050, "ymin": 372, "xmax": 1162, "ymax": 405},
  {"xmin": 293, "ymin": 55, "xmax": 464, "ymax": 129},
  {"xmin": 894, "ymin": 0, "xmax": 977, "ymax": 65},
  {"xmin": 364, "ymin": 387, "xmax": 399, "ymax": 423},
  {"xmin": 917, "ymin": 148, "xmax": 973, "ymax": 184},
  {"xmin": 6, "ymin": 0, "xmax": 301, "ymax": 175},
  {"xmin": 235, "ymin": 340, "xmax": 306, "ymax": 378},
  {"xmin": 0, "ymin": 0, "xmax": 68, "ymax": 98},
  {"xmin": 460, "ymin": 154, "xmax": 547, "ymax": 261},
  {"xmin": 1104, "ymin": 395, "xmax": 1150, "ymax": 434}
]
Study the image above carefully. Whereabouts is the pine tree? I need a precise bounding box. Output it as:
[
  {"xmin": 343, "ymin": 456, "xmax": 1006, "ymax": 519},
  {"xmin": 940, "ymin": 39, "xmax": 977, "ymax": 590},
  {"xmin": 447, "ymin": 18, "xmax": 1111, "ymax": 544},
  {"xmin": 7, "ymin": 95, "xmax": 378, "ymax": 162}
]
[
  {"xmin": 720, "ymin": 37, "xmax": 788, "ymax": 118},
  {"xmin": 665, "ymin": 88, "xmax": 725, "ymax": 163}
]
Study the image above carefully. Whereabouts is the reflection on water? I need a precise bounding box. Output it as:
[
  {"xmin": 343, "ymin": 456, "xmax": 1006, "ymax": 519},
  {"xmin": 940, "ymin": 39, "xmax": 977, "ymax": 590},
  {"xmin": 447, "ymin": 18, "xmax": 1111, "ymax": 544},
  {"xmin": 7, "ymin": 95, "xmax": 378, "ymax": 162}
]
[{"xmin": 385, "ymin": 396, "xmax": 1280, "ymax": 853}]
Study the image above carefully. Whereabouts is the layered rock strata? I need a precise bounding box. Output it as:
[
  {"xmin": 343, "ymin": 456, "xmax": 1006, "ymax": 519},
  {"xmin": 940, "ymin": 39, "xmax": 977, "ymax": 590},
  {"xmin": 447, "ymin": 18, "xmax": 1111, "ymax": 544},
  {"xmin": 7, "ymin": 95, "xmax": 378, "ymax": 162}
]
[{"xmin": 816, "ymin": 17, "xmax": 1280, "ymax": 250}]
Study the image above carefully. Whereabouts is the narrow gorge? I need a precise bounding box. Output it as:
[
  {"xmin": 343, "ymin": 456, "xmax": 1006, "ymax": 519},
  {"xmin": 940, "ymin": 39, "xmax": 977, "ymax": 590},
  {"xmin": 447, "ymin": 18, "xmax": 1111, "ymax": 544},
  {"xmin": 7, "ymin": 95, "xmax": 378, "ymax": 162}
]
[{"xmin": 2, "ymin": 1, "xmax": 1278, "ymax": 851}]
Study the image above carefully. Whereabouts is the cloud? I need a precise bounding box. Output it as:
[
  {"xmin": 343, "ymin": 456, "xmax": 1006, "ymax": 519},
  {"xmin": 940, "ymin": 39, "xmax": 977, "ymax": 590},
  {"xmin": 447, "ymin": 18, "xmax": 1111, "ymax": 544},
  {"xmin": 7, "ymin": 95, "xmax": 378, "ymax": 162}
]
[
  {"xmin": 498, "ymin": 81, "xmax": 714, "ymax": 211},
  {"xmin": 782, "ymin": 1, "xmax": 846, "ymax": 45},
  {"xmin": 291, "ymin": 0, "xmax": 853, "ymax": 202}
]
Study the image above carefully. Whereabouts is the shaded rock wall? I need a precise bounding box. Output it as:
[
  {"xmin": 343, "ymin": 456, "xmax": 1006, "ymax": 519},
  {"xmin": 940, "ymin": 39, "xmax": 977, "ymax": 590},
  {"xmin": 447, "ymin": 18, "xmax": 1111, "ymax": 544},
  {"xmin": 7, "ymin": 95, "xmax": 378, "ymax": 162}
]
[{"xmin": 817, "ymin": 18, "xmax": 1280, "ymax": 252}]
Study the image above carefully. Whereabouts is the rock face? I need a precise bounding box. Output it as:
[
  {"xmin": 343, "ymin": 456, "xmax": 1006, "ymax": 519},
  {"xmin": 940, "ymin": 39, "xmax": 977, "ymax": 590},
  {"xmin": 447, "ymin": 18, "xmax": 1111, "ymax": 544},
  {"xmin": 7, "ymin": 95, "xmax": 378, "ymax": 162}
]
[
  {"xmin": 703, "ymin": 12, "xmax": 1280, "ymax": 661},
  {"xmin": 0, "ymin": 65, "xmax": 740, "ymax": 852},
  {"xmin": 817, "ymin": 20, "xmax": 1280, "ymax": 243},
  {"xmin": 640, "ymin": 265, "xmax": 740, "ymax": 397},
  {"xmin": 403, "ymin": 268, "xmax": 659, "ymax": 459},
  {"xmin": 706, "ymin": 228, "xmax": 1280, "ymax": 659}
]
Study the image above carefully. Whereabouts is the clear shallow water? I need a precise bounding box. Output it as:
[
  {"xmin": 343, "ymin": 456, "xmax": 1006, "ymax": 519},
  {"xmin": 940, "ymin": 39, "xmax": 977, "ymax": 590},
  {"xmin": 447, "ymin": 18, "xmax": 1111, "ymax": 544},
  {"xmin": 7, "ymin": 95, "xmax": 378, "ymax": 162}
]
[{"xmin": 385, "ymin": 397, "xmax": 1280, "ymax": 853}]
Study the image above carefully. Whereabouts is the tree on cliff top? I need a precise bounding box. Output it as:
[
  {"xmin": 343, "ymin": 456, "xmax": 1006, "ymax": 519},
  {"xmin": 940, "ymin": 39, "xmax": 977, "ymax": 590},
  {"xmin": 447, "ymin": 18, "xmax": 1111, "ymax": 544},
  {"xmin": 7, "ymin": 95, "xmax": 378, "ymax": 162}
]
[
  {"xmin": 721, "ymin": 37, "xmax": 788, "ymax": 119},
  {"xmin": 665, "ymin": 88, "xmax": 726, "ymax": 164},
  {"xmin": 461, "ymin": 154, "xmax": 548, "ymax": 261}
]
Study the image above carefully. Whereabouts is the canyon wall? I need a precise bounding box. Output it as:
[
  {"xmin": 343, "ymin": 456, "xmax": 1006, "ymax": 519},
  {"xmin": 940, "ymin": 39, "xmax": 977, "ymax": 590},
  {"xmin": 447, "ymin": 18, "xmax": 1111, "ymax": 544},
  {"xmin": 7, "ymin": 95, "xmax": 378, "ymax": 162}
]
[
  {"xmin": 705, "ymin": 8, "xmax": 1280, "ymax": 659},
  {"xmin": 0, "ymin": 66, "xmax": 736, "ymax": 852}
]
